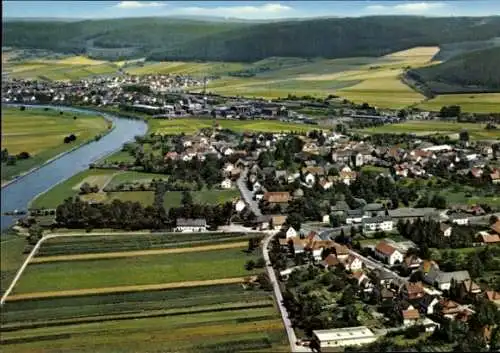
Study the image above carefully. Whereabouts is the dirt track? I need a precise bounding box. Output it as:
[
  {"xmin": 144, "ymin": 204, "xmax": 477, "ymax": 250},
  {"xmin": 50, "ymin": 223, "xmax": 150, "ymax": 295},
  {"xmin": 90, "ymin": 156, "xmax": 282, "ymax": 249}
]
[
  {"xmin": 6, "ymin": 276, "xmax": 255, "ymax": 302},
  {"xmin": 31, "ymin": 241, "xmax": 248, "ymax": 263}
]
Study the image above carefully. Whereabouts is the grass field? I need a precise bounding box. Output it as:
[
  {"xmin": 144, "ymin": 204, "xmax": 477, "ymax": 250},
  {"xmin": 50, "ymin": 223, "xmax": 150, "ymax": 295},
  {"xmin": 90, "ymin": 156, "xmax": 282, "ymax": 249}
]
[
  {"xmin": 30, "ymin": 169, "xmax": 114, "ymax": 209},
  {"xmin": 149, "ymin": 118, "xmax": 315, "ymax": 135},
  {"xmin": 360, "ymin": 120, "xmax": 500, "ymax": 141},
  {"xmin": 417, "ymin": 93, "xmax": 500, "ymax": 113},
  {"xmin": 163, "ymin": 189, "xmax": 240, "ymax": 208},
  {"xmin": 13, "ymin": 246, "xmax": 259, "ymax": 294},
  {"xmin": 0, "ymin": 233, "xmax": 27, "ymax": 296},
  {"xmin": 106, "ymin": 171, "xmax": 168, "ymax": 188},
  {"xmin": 1, "ymin": 107, "xmax": 109, "ymax": 182},
  {"xmin": 99, "ymin": 150, "xmax": 135, "ymax": 163}
]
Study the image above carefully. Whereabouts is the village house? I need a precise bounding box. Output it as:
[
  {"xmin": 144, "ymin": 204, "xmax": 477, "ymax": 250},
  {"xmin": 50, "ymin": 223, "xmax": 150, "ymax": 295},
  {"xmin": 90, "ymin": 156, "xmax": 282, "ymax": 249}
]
[
  {"xmin": 374, "ymin": 241, "xmax": 404, "ymax": 266},
  {"xmin": 477, "ymin": 232, "xmax": 500, "ymax": 245},
  {"xmin": 286, "ymin": 226, "xmax": 298, "ymax": 239},
  {"xmin": 403, "ymin": 254, "xmax": 423, "ymax": 271},
  {"xmin": 220, "ymin": 178, "xmax": 233, "ymax": 189},
  {"xmin": 423, "ymin": 263, "xmax": 471, "ymax": 291},
  {"xmin": 234, "ymin": 199, "xmax": 246, "ymax": 213},
  {"xmin": 491, "ymin": 220, "xmax": 500, "ymax": 235},
  {"xmin": 437, "ymin": 299, "xmax": 462, "ymax": 320},
  {"xmin": 270, "ymin": 215, "xmax": 287, "ymax": 229},
  {"xmin": 346, "ymin": 209, "xmax": 365, "ymax": 224},
  {"xmin": 449, "ymin": 213, "xmax": 470, "ymax": 225},
  {"xmin": 262, "ymin": 191, "xmax": 291, "ymax": 206},
  {"xmin": 362, "ymin": 216, "xmax": 393, "ymax": 232},
  {"xmin": 175, "ymin": 218, "xmax": 207, "ymax": 232},
  {"xmin": 400, "ymin": 282, "xmax": 425, "ymax": 301},
  {"xmin": 418, "ymin": 295, "xmax": 440, "ymax": 315},
  {"xmin": 484, "ymin": 290, "xmax": 500, "ymax": 305},
  {"xmin": 402, "ymin": 306, "xmax": 421, "ymax": 327},
  {"xmin": 343, "ymin": 254, "xmax": 363, "ymax": 272},
  {"xmin": 459, "ymin": 279, "xmax": 482, "ymax": 300},
  {"xmin": 332, "ymin": 242, "xmax": 350, "ymax": 261},
  {"xmin": 321, "ymin": 254, "xmax": 341, "ymax": 269},
  {"xmin": 440, "ymin": 223, "xmax": 453, "ymax": 237}
]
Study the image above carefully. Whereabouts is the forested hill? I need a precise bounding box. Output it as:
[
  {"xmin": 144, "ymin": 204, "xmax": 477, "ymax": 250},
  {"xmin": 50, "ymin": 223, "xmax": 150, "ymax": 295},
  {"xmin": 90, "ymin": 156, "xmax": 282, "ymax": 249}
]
[
  {"xmin": 407, "ymin": 46, "xmax": 500, "ymax": 94},
  {"xmin": 3, "ymin": 16, "xmax": 500, "ymax": 61}
]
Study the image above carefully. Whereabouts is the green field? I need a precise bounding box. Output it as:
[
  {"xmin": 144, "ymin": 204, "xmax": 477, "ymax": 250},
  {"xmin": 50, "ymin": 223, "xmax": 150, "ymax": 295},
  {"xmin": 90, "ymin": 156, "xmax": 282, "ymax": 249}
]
[
  {"xmin": 149, "ymin": 118, "xmax": 316, "ymax": 135},
  {"xmin": 417, "ymin": 93, "xmax": 500, "ymax": 113},
  {"xmin": 35, "ymin": 232, "xmax": 258, "ymax": 257},
  {"xmin": 4, "ymin": 56, "xmax": 118, "ymax": 81},
  {"xmin": 163, "ymin": 189, "xmax": 240, "ymax": 208},
  {"xmin": 360, "ymin": 120, "xmax": 500, "ymax": 141},
  {"xmin": 106, "ymin": 171, "xmax": 168, "ymax": 188},
  {"xmin": 0, "ymin": 233, "xmax": 27, "ymax": 295},
  {"xmin": 1, "ymin": 305, "xmax": 286, "ymax": 353},
  {"xmin": 1, "ymin": 230, "xmax": 285, "ymax": 352},
  {"xmin": 99, "ymin": 150, "xmax": 135, "ymax": 163},
  {"xmin": 1, "ymin": 107, "xmax": 109, "ymax": 182},
  {"xmin": 13, "ymin": 247, "xmax": 258, "ymax": 294}
]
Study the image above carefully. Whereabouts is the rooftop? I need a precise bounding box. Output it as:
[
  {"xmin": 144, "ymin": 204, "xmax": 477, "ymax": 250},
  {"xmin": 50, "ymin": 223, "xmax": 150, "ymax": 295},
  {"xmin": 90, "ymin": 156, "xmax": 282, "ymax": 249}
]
[{"xmin": 313, "ymin": 326, "xmax": 375, "ymax": 342}]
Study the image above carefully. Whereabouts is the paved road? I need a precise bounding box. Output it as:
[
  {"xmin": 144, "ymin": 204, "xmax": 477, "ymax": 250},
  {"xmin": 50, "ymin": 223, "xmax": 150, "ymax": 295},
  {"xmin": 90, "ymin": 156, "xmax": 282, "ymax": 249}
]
[
  {"xmin": 236, "ymin": 168, "xmax": 262, "ymax": 217},
  {"xmin": 263, "ymin": 232, "xmax": 312, "ymax": 353}
]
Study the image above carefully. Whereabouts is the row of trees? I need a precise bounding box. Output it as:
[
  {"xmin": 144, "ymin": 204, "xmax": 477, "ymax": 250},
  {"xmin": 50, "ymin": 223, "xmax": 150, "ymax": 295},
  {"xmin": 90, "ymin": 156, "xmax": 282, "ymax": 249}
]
[
  {"xmin": 1, "ymin": 148, "xmax": 31, "ymax": 165},
  {"xmin": 55, "ymin": 197, "xmax": 233, "ymax": 230}
]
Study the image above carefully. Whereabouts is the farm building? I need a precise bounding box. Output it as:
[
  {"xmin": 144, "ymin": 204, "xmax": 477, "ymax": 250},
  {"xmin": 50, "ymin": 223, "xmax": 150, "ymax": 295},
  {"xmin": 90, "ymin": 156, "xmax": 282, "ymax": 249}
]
[
  {"xmin": 175, "ymin": 218, "xmax": 207, "ymax": 232},
  {"xmin": 312, "ymin": 326, "xmax": 377, "ymax": 349}
]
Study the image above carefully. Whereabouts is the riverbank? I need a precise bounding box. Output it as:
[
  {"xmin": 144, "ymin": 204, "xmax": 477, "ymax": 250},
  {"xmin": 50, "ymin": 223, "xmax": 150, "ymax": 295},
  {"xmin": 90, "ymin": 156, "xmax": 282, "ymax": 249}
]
[
  {"xmin": 1, "ymin": 106, "xmax": 148, "ymax": 231},
  {"xmin": 1, "ymin": 106, "xmax": 115, "ymax": 188}
]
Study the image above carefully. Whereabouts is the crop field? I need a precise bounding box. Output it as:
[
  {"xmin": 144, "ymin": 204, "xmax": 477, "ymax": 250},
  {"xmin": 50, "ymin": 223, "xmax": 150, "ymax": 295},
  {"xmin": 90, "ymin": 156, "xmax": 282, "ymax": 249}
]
[
  {"xmin": 149, "ymin": 118, "xmax": 315, "ymax": 135},
  {"xmin": 0, "ymin": 230, "xmax": 285, "ymax": 352},
  {"xmin": 417, "ymin": 93, "xmax": 500, "ymax": 113},
  {"xmin": 163, "ymin": 189, "xmax": 240, "ymax": 208},
  {"xmin": 1, "ymin": 107, "xmax": 109, "ymax": 182},
  {"xmin": 4, "ymin": 55, "xmax": 118, "ymax": 81},
  {"xmin": 13, "ymin": 246, "xmax": 259, "ymax": 294},
  {"xmin": 360, "ymin": 121, "xmax": 500, "ymax": 141},
  {"xmin": 125, "ymin": 61, "xmax": 245, "ymax": 76},
  {"xmin": 35, "ymin": 232, "xmax": 258, "ymax": 256}
]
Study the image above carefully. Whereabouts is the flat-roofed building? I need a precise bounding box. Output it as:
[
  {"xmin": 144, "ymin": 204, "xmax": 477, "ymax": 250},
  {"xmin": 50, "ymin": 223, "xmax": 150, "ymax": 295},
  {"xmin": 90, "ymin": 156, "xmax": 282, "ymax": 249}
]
[{"xmin": 312, "ymin": 326, "xmax": 377, "ymax": 350}]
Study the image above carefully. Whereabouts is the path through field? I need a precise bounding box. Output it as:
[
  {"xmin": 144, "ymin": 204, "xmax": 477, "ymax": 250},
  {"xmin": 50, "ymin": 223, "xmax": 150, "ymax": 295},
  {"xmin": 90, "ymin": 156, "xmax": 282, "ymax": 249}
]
[
  {"xmin": 31, "ymin": 241, "xmax": 248, "ymax": 263},
  {"xmin": 5, "ymin": 276, "xmax": 255, "ymax": 301}
]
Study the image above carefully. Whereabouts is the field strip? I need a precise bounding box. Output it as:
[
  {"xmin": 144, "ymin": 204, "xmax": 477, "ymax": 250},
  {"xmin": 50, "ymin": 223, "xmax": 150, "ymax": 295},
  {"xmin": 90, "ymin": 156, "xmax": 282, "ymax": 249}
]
[
  {"xmin": 31, "ymin": 241, "xmax": 248, "ymax": 263},
  {"xmin": 1, "ymin": 300, "xmax": 272, "ymax": 331},
  {"xmin": 5, "ymin": 276, "xmax": 255, "ymax": 302}
]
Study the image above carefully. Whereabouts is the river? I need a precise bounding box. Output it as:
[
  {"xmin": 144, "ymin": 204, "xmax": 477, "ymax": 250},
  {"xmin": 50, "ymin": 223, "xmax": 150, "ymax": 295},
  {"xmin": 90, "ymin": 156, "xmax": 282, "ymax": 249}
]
[{"xmin": 1, "ymin": 105, "xmax": 148, "ymax": 231}]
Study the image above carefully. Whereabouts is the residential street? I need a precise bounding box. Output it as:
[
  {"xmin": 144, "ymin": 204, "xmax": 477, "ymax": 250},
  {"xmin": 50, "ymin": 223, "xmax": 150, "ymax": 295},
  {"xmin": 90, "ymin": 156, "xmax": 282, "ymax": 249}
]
[{"xmin": 236, "ymin": 168, "xmax": 262, "ymax": 216}]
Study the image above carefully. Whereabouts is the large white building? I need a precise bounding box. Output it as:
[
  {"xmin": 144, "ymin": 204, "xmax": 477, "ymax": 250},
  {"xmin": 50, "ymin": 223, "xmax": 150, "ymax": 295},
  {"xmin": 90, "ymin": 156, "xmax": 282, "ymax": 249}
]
[
  {"xmin": 175, "ymin": 218, "xmax": 207, "ymax": 232},
  {"xmin": 363, "ymin": 216, "xmax": 393, "ymax": 232},
  {"xmin": 312, "ymin": 326, "xmax": 377, "ymax": 349}
]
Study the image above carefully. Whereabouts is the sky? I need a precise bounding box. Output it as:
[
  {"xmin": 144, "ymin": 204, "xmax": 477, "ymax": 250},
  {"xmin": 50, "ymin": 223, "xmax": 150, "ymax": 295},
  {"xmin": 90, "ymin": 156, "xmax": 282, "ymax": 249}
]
[{"xmin": 3, "ymin": 1, "xmax": 500, "ymax": 20}]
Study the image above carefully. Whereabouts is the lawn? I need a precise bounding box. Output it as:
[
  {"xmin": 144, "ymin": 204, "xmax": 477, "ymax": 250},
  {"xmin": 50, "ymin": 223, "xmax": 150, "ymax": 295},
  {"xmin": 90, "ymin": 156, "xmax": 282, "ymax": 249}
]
[
  {"xmin": 149, "ymin": 118, "xmax": 316, "ymax": 135},
  {"xmin": 99, "ymin": 150, "xmax": 135, "ymax": 163},
  {"xmin": 417, "ymin": 93, "xmax": 500, "ymax": 113},
  {"xmin": 1, "ymin": 107, "xmax": 109, "ymax": 182},
  {"xmin": 163, "ymin": 189, "xmax": 240, "ymax": 208},
  {"xmin": 13, "ymin": 247, "xmax": 259, "ymax": 293},
  {"xmin": 360, "ymin": 121, "xmax": 500, "ymax": 141}
]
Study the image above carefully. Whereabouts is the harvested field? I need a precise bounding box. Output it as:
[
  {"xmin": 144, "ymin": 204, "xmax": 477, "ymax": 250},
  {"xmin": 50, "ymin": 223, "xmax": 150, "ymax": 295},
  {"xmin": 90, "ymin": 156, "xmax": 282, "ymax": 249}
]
[
  {"xmin": 72, "ymin": 174, "xmax": 114, "ymax": 191},
  {"xmin": 31, "ymin": 241, "xmax": 249, "ymax": 263},
  {"xmin": 6, "ymin": 276, "xmax": 254, "ymax": 301}
]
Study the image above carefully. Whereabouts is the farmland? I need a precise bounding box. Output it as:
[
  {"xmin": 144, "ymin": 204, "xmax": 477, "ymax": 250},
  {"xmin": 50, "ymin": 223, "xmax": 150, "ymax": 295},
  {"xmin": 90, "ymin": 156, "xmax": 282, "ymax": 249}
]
[
  {"xmin": 3, "ymin": 55, "xmax": 118, "ymax": 81},
  {"xmin": 359, "ymin": 121, "xmax": 500, "ymax": 141},
  {"xmin": 13, "ymin": 246, "xmax": 259, "ymax": 293},
  {"xmin": 1, "ymin": 107, "xmax": 109, "ymax": 182},
  {"xmin": 163, "ymin": 189, "xmax": 240, "ymax": 208},
  {"xmin": 1, "ymin": 232, "xmax": 286, "ymax": 352},
  {"xmin": 149, "ymin": 118, "xmax": 316, "ymax": 135},
  {"xmin": 1, "ymin": 233, "xmax": 27, "ymax": 295},
  {"xmin": 417, "ymin": 93, "xmax": 500, "ymax": 113}
]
